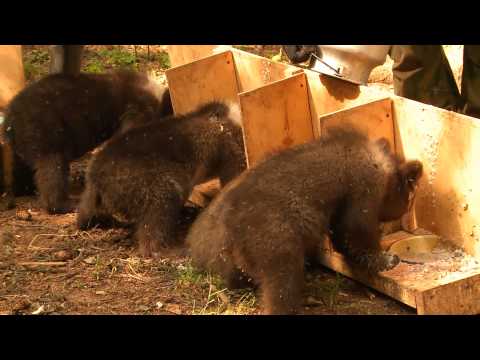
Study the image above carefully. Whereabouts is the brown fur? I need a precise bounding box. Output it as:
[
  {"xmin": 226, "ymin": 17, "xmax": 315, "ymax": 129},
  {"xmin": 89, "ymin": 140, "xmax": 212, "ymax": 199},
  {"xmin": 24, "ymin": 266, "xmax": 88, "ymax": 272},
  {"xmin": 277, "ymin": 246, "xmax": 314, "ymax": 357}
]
[
  {"xmin": 1, "ymin": 70, "xmax": 173, "ymax": 213},
  {"xmin": 77, "ymin": 101, "xmax": 246, "ymax": 258},
  {"xmin": 186, "ymin": 127, "xmax": 423, "ymax": 315}
]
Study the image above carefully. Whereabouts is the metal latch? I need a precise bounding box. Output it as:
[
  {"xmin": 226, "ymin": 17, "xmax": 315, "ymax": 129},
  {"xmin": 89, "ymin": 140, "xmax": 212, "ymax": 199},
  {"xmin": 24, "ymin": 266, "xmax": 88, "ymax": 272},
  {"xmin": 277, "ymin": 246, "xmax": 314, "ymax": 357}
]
[{"xmin": 310, "ymin": 53, "xmax": 344, "ymax": 78}]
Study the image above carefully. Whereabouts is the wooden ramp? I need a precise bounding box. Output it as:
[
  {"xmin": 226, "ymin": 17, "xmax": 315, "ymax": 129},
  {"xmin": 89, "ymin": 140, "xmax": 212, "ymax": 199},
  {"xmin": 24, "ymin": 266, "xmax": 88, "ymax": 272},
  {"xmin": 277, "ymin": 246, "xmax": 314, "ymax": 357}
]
[{"xmin": 165, "ymin": 45, "xmax": 480, "ymax": 314}]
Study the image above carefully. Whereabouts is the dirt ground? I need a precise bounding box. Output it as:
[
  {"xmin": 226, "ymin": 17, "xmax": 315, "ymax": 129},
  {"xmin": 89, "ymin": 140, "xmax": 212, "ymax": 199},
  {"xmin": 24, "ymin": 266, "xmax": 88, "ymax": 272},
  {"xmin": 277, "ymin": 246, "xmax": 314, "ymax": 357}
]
[
  {"xmin": 0, "ymin": 184, "xmax": 414, "ymax": 315},
  {"xmin": 3, "ymin": 45, "xmax": 463, "ymax": 315}
]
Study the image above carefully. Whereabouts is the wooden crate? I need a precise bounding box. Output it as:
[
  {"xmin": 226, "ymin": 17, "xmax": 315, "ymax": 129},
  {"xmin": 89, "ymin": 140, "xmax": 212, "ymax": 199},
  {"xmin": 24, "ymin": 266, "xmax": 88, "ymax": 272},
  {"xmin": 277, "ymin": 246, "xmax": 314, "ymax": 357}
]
[
  {"xmin": 166, "ymin": 46, "xmax": 389, "ymax": 165},
  {"xmin": 165, "ymin": 46, "xmax": 480, "ymax": 313},
  {"xmin": 240, "ymin": 86, "xmax": 480, "ymax": 314},
  {"xmin": 165, "ymin": 46, "xmax": 314, "ymax": 202}
]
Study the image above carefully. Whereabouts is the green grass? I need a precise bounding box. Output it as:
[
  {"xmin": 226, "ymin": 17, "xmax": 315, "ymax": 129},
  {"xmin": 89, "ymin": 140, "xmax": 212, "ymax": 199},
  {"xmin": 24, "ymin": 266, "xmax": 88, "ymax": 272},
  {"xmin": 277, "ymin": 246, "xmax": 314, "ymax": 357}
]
[
  {"xmin": 174, "ymin": 261, "xmax": 257, "ymax": 315},
  {"xmin": 314, "ymin": 273, "xmax": 346, "ymax": 309},
  {"xmin": 233, "ymin": 45, "xmax": 251, "ymax": 52},
  {"xmin": 23, "ymin": 49, "xmax": 50, "ymax": 80},
  {"xmin": 156, "ymin": 51, "xmax": 171, "ymax": 69},
  {"xmin": 83, "ymin": 58, "xmax": 105, "ymax": 73},
  {"xmin": 98, "ymin": 48, "xmax": 137, "ymax": 69},
  {"xmin": 176, "ymin": 262, "xmax": 208, "ymax": 286},
  {"xmin": 133, "ymin": 48, "xmax": 171, "ymax": 69}
]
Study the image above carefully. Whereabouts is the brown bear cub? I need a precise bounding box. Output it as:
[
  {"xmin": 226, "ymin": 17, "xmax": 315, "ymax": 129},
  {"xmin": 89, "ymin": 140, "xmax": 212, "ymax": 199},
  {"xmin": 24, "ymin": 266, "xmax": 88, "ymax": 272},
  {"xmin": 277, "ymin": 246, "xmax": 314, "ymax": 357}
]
[
  {"xmin": 77, "ymin": 101, "xmax": 246, "ymax": 258},
  {"xmin": 186, "ymin": 127, "xmax": 423, "ymax": 315},
  {"xmin": 1, "ymin": 70, "xmax": 173, "ymax": 213}
]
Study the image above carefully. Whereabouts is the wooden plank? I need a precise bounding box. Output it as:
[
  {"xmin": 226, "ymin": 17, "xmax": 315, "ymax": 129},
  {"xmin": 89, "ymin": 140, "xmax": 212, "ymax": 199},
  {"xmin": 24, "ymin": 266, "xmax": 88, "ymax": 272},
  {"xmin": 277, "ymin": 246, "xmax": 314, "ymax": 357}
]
[
  {"xmin": 165, "ymin": 45, "xmax": 231, "ymax": 68},
  {"xmin": 165, "ymin": 51, "xmax": 240, "ymax": 116},
  {"xmin": 166, "ymin": 45, "xmax": 307, "ymax": 92},
  {"xmin": 0, "ymin": 45, "xmax": 25, "ymax": 110},
  {"xmin": 415, "ymin": 273, "xmax": 480, "ymax": 315},
  {"xmin": 316, "ymin": 237, "xmax": 419, "ymax": 308},
  {"xmin": 319, "ymin": 97, "xmax": 395, "ymax": 148},
  {"xmin": 318, "ymin": 231, "xmax": 480, "ymax": 313},
  {"xmin": 239, "ymin": 73, "xmax": 314, "ymax": 167},
  {"xmin": 319, "ymin": 98, "xmax": 410, "ymax": 233},
  {"xmin": 392, "ymin": 96, "xmax": 480, "ymax": 258},
  {"xmin": 304, "ymin": 70, "xmax": 392, "ymax": 137},
  {"xmin": 230, "ymin": 49, "xmax": 297, "ymax": 92},
  {"xmin": 165, "ymin": 45, "xmax": 392, "ymax": 135}
]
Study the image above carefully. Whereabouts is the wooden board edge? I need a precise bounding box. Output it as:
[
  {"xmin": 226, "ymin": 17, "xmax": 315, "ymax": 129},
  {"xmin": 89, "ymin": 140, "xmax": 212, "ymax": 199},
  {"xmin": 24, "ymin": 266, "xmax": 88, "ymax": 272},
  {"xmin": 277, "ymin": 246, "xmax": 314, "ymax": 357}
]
[
  {"xmin": 318, "ymin": 97, "xmax": 393, "ymax": 124},
  {"xmin": 166, "ymin": 45, "xmax": 232, "ymax": 68},
  {"xmin": 415, "ymin": 272, "xmax": 480, "ymax": 314},
  {"xmin": 165, "ymin": 51, "xmax": 240, "ymax": 116},
  {"xmin": 237, "ymin": 72, "xmax": 308, "ymax": 98},
  {"xmin": 238, "ymin": 72, "xmax": 313, "ymax": 168},
  {"xmin": 318, "ymin": 97, "xmax": 395, "ymax": 151},
  {"xmin": 316, "ymin": 248, "xmax": 418, "ymax": 308},
  {"xmin": 165, "ymin": 49, "xmax": 234, "ymax": 76}
]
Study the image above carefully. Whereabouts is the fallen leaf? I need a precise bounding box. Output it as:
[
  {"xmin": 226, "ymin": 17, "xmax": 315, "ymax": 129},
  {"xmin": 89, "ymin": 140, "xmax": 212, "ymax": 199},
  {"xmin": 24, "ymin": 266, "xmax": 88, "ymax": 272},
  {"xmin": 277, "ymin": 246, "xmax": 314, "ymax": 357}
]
[
  {"xmin": 16, "ymin": 209, "xmax": 33, "ymax": 221},
  {"xmin": 53, "ymin": 250, "xmax": 73, "ymax": 261},
  {"xmin": 31, "ymin": 305, "xmax": 45, "ymax": 315},
  {"xmin": 364, "ymin": 289, "xmax": 376, "ymax": 300},
  {"xmin": 217, "ymin": 291, "xmax": 229, "ymax": 304},
  {"xmin": 83, "ymin": 256, "xmax": 96, "ymax": 265},
  {"xmin": 305, "ymin": 296, "xmax": 323, "ymax": 306},
  {"xmin": 165, "ymin": 304, "xmax": 182, "ymax": 314},
  {"xmin": 12, "ymin": 299, "xmax": 31, "ymax": 312}
]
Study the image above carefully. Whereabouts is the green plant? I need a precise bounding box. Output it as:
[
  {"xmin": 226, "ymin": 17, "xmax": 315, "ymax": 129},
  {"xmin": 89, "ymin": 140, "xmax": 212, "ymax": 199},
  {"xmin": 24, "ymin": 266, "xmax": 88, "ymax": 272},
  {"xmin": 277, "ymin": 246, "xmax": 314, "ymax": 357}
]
[
  {"xmin": 83, "ymin": 59, "xmax": 105, "ymax": 73},
  {"xmin": 23, "ymin": 62, "xmax": 37, "ymax": 80},
  {"xmin": 176, "ymin": 263, "xmax": 207, "ymax": 286},
  {"xmin": 98, "ymin": 48, "xmax": 137, "ymax": 69},
  {"xmin": 314, "ymin": 273, "xmax": 346, "ymax": 309},
  {"xmin": 156, "ymin": 51, "xmax": 171, "ymax": 69},
  {"xmin": 233, "ymin": 45, "xmax": 251, "ymax": 52},
  {"xmin": 23, "ymin": 49, "xmax": 50, "ymax": 80},
  {"xmin": 28, "ymin": 49, "xmax": 50, "ymax": 64},
  {"xmin": 92, "ymin": 255, "xmax": 103, "ymax": 281}
]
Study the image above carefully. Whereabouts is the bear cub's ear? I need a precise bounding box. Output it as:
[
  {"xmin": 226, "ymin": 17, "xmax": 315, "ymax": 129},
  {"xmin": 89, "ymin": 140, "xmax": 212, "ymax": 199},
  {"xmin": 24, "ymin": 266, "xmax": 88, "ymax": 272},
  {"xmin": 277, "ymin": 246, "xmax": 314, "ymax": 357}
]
[{"xmin": 399, "ymin": 160, "xmax": 423, "ymax": 190}]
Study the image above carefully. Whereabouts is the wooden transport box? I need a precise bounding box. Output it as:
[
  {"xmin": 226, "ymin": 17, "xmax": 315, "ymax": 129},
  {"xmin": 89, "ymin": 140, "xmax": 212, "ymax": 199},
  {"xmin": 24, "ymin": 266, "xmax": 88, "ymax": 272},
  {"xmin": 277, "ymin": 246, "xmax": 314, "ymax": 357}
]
[{"xmin": 165, "ymin": 45, "xmax": 480, "ymax": 314}]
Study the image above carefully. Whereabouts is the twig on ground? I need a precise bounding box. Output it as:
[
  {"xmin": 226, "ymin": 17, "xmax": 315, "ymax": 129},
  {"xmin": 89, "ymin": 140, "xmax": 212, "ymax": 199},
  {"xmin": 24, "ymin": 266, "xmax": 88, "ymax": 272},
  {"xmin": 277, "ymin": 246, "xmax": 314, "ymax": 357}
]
[
  {"xmin": 28, "ymin": 233, "xmax": 74, "ymax": 250},
  {"xmin": 19, "ymin": 261, "xmax": 67, "ymax": 267}
]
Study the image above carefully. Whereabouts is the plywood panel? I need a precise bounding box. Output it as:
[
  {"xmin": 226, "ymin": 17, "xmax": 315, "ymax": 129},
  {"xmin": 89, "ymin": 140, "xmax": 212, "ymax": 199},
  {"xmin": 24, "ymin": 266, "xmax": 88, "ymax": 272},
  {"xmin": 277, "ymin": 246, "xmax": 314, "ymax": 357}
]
[
  {"xmin": 319, "ymin": 97, "xmax": 395, "ymax": 147},
  {"xmin": 0, "ymin": 45, "xmax": 25, "ymax": 109},
  {"xmin": 309, "ymin": 95, "xmax": 480, "ymax": 315},
  {"xmin": 415, "ymin": 273, "xmax": 480, "ymax": 315},
  {"xmin": 166, "ymin": 45, "xmax": 298, "ymax": 90},
  {"xmin": 392, "ymin": 96, "xmax": 480, "ymax": 258},
  {"xmin": 165, "ymin": 51, "xmax": 240, "ymax": 116},
  {"xmin": 166, "ymin": 45, "xmax": 393, "ymax": 135},
  {"xmin": 304, "ymin": 70, "xmax": 391, "ymax": 137},
  {"xmin": 316, "ymin": 235, "xmax": 418, "ymax": 307},
  {"xmin": 319, "ymin": 98, "xmax": 408, "ymax": 233},
  {"xmin": 317, "ymin": 230, "xmax": 480, "ymax": 313},
  {"xmin": 239, "ymin": 73, "xmax": 314, "ymax": 167},
  {"xmin": 166, "ymin": 45, "xmax": 231, "ymax": 68},
  {"xmin": 231, "ymin": 49, "xmax": 297, "ymax": 92}
]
